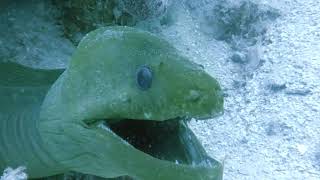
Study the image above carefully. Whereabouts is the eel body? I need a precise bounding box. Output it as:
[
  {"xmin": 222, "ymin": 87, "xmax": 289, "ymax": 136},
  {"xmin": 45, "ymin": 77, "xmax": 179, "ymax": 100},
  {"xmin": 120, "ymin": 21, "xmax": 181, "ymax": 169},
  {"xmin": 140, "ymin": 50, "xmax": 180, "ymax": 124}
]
[{"xmin": 0, "ymin": 26, "xmax": 224, "ymax": 179}]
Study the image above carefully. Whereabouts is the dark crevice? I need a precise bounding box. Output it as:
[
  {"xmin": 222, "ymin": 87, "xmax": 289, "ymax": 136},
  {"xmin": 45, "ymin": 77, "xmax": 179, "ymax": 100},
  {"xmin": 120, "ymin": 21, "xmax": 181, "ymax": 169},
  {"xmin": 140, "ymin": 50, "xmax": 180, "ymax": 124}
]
[{"xmin": 106, "ymin": 118, "xmax": 216, "ymax": 166}]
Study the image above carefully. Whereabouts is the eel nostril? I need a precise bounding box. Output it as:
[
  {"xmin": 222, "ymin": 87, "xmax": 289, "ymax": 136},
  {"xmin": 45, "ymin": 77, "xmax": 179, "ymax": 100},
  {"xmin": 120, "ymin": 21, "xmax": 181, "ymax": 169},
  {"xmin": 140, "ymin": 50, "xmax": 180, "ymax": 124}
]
[{"xmin": 186, "ymin": 90, "xmax": 201, "ymax": 102}]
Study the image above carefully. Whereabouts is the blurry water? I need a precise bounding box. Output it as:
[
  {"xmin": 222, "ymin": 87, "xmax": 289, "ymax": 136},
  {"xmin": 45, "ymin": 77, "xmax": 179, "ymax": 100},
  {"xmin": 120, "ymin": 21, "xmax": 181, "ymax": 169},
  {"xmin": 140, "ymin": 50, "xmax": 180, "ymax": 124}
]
[{"xmin": 0, "ymin": 0, "xmax": 74, "ymax": 69}]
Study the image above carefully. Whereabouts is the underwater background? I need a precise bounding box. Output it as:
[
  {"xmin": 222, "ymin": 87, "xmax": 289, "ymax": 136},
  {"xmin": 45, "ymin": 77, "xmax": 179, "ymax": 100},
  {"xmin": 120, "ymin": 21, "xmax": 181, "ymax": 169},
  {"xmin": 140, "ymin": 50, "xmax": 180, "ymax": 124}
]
[{"xmin": 0, "ymin": 0, "xmax": 319, "ymax": 179}]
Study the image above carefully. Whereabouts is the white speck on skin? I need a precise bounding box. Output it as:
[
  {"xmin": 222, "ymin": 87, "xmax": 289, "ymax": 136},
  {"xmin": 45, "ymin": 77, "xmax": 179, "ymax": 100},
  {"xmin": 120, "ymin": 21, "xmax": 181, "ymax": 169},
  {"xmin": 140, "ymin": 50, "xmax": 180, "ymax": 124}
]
[{"xmin": 144, "ymin": 112, "xmax": 152, "ymax": 119}]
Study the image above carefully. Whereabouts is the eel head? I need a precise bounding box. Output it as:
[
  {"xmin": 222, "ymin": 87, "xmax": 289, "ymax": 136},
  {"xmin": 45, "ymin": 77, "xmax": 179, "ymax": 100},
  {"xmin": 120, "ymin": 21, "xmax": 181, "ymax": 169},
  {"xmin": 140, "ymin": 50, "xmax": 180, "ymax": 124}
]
[{"xmin": 40, "ymin": 26, "xmax": 224, "ymax": 179}]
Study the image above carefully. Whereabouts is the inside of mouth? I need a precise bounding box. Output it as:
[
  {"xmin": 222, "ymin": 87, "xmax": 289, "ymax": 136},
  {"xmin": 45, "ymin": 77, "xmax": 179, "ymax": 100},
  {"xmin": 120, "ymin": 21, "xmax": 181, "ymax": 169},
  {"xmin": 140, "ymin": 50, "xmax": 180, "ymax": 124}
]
[{"xmin": 105, "ymin": 118, "xmax": 217, "ymax": 166}]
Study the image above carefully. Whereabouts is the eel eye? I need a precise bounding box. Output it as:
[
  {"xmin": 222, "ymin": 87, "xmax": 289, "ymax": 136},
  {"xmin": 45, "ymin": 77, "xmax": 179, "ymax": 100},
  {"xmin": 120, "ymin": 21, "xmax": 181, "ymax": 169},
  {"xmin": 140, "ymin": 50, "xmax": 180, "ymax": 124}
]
[{"xmin": 136, "ymin": 66, "xmax": 153, "ymax": 90}]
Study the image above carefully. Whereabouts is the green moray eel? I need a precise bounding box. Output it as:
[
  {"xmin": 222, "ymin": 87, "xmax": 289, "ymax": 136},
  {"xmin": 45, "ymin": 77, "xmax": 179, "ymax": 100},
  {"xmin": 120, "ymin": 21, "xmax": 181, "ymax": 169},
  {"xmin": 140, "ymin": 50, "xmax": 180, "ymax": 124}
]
[{"xmin": 0, "ymin": 26, "xmax": 224, "ymax": 179}]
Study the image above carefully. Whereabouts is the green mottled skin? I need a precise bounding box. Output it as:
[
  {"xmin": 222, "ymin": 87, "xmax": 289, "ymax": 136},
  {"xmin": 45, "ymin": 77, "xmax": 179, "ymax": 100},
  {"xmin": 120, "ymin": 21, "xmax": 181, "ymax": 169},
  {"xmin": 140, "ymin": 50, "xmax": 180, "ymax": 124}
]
[{"xmin": 0, "ymin": 26, "xmax": 224, "ymax": 179}]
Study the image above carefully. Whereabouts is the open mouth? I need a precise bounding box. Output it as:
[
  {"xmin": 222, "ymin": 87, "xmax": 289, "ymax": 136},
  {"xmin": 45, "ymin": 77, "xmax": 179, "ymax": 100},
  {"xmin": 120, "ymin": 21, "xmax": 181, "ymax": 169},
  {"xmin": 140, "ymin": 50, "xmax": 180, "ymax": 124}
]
[{"xmin": 100, "ymin": 118, "xmax": 219, "ymax": 167}]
